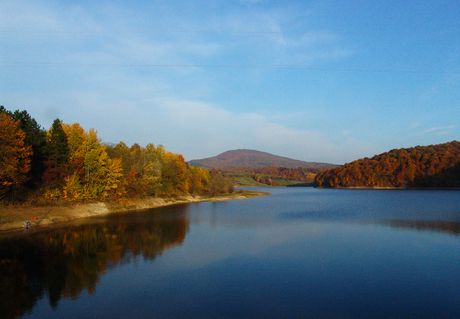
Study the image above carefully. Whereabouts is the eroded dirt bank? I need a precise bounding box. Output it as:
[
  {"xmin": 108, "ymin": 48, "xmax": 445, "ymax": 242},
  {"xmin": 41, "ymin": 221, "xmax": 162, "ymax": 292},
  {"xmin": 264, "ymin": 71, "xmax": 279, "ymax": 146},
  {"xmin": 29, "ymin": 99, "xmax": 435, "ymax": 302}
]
[{"xmin": 0, "ymin": 191, "xmax": 268, "ymax": 233}]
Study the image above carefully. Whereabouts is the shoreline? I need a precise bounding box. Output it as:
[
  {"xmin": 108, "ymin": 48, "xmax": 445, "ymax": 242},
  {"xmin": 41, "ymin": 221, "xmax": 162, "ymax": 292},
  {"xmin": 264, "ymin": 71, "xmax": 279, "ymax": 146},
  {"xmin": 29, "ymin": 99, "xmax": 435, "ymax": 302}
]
[{"xmin": 0, "ymin": 190, "xmax": 269, "ymax": 234}]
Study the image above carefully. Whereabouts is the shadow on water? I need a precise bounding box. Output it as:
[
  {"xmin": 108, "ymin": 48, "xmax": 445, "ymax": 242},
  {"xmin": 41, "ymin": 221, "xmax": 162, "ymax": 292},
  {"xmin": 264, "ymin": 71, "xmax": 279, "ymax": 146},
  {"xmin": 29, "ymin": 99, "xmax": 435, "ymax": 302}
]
[
  {"xmin": 0, "ymin": 206, "xmax": 190, "ymax": 319},
  {"xmin": 281, "ymin": 210, "xmax": 460, "ymax": 237},
  {"xmin": 380, "ymin": 219, "xmax": 460, "ymax": 236}
]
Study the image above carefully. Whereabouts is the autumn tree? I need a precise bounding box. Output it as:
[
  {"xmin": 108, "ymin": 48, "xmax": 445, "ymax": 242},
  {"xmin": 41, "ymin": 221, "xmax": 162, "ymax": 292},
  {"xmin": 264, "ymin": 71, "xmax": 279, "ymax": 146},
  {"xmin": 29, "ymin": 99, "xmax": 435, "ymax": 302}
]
[
  {"xmin": 79, "ymin": 129, "xmax": 125, "ymax": 200},
  {"xmin": 63, "ymin": 123, "xmax": 86, "ymax": 177},
  {"xmin": 103, "ymin": 158, "xmax": 126, "ymax": 200},
  {"xmin": 161, "ymin": 152, "xmax": 190, "ymax": 195},
  {"xmin": 63, "ymin": 173, "xmax": 82, "ymax": 201},
  {"xmin": 0, "ymin": 107, "xmax": 47, "ymax": 188},
  {"xmin": 189, "ymin": 166, "xmax": 210, "ymax": 194},
  {"xmin": 82, "ymin": 129, "xmax": 110, "ymax": 198},
  {"xmin": 0, "ymin": 113, "xmax": 32, "ymax": 200},
  {"xmin": 208, "ymin": 170, "xmax": 233, "ymax": 195},
  {"xmin": 106, "ymin": 142, "xmax": 131, "ymax": 175},
  {"xmin": 44, "ymin": 119, "xmax": 69, "ymax": 188},
  {"xmin": 140, "ymin": 144, "xmax": 162, "ymax": 196}
]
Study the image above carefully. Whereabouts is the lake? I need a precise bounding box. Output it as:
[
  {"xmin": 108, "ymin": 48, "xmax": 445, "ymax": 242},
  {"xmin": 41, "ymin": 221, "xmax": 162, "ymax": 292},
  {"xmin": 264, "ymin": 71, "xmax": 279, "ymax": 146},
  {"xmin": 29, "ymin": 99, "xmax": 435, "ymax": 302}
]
[{"xmin": 2, "ymin": 187, "xmax": 460, "ymax": 319}]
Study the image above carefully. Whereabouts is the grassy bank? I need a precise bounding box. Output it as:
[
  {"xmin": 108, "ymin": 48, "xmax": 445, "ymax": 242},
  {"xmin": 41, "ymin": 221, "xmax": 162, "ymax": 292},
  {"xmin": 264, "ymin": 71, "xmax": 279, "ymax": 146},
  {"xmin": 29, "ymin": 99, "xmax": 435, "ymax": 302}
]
[
  {"xmin": 0, "ymin": 190, "xmax": 268, "ymax": 233},
  {"xmin": 230, "ymin": 173, "xmax": 311, "ymax": 187}
]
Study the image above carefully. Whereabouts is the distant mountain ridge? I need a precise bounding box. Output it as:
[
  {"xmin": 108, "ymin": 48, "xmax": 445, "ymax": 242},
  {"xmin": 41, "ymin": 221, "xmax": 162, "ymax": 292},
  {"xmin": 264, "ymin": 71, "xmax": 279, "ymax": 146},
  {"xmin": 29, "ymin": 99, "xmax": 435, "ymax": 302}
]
[{"xmin": 189, "ymin": 149, "xmax": 336, "ymax": 170}]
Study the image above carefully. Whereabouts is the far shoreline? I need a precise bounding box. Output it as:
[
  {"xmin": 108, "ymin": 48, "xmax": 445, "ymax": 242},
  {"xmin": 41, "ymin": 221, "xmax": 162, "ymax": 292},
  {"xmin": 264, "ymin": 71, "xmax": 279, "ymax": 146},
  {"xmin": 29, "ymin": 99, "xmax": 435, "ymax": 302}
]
[{"xmin": 0, "ymin": 190, "xmax": 269, "ymax": 235}]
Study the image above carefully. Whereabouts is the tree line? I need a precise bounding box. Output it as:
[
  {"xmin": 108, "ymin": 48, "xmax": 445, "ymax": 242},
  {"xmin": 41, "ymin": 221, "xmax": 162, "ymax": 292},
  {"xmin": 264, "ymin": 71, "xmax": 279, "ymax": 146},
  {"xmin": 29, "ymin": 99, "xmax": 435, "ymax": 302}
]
[
  {"xmin": 0, "ymin": 106, "xmax": 233, "ymax": 203},
  {"xmin": 315, "ymin": 141, "xmax": 460, "ymax": 188}
]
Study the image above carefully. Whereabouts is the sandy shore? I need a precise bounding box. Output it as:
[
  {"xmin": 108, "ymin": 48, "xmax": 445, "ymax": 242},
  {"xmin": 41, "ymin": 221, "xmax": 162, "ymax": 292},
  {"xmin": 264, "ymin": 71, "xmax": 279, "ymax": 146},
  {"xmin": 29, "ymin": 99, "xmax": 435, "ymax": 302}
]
[{"xmin": 0, "ymin": 190, "xmax": 268, "ymax": 233}]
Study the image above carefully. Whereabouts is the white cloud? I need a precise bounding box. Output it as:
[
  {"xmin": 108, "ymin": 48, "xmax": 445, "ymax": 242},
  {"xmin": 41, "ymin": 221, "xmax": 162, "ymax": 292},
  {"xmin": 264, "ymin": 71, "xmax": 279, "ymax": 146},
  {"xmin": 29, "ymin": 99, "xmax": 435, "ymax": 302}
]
[
  {"xmin": 154, "ymin": 97, "xmax": 335, "ymax": 159},
  {"xmin": 423, "ymin": 125, "xmax": 456, "ymax": 135},
  {"xmin": 38, "ymin": 90, "xmax": 369, "ymax": 164},
  {"xmin": 0, "ymin": 0, "xmax": 367, "ymax": 164}
]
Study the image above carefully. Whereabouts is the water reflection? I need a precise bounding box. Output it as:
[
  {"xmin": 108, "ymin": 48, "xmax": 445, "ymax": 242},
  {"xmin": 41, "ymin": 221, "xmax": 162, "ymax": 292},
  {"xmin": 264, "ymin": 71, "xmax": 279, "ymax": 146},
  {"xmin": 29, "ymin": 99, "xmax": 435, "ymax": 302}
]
[
  {"xmin": 2, "ymin": 188, "xmax": 460, "ymax": 319},
  {"xmin": 0, "ymin": 208, "xmax": 189, "ymax": 319},
  {"xmin": 382, "ymin": 219, "xmax": 460, "ymax": 236}
]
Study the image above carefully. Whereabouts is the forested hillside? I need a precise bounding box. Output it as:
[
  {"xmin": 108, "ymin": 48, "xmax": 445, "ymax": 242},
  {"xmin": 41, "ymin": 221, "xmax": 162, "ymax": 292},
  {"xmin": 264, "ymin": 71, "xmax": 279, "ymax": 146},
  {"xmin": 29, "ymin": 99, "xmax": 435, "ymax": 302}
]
[
  {"xmin": 0, "ymin": 106, "xmax": 232, "ymax": 203},
  {"xmin": 315, "ymin": 141, "xmax": 460, "ymax": 188},
  {"xmin": 190, "ymin": 149, "xmax": 335, "ymax": 169}
]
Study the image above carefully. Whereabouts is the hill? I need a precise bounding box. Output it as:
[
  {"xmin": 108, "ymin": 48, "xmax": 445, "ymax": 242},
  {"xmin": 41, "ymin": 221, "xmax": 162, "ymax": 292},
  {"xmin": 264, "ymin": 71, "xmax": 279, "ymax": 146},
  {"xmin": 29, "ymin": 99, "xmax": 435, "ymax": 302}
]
[
  {"xmin": 315, "ymin": 141, "xmax": 460, "ymax": 188},
  {"xmin": 190, "ymin": 149, "xmax": 337, "ymax": 187},
  {"xmin": 189, "ymin": 149, "xmax": 335, "ymax": 170}
]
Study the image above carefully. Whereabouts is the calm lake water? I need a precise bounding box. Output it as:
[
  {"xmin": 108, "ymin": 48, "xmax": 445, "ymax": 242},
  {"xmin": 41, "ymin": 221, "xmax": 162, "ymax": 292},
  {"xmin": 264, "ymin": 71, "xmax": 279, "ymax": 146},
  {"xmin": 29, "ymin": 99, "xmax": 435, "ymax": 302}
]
[{"xmin": 2, "ymin": 187, "xmax": 460, "ymax": 319}]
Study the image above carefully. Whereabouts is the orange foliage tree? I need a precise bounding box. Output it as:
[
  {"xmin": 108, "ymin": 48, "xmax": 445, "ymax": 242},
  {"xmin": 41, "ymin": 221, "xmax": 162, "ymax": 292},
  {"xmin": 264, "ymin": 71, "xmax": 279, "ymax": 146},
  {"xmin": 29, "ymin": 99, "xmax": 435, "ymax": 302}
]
[{"xmin": 0, "ymin": 113, "xmax": 32, "ymax": 199}]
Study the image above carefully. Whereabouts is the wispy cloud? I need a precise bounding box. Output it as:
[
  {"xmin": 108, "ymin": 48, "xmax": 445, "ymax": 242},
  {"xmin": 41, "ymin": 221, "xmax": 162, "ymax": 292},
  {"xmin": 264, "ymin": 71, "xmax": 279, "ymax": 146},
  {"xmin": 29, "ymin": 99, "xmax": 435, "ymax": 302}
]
[
  {"xmin": 0, "ymin": 0, "xmax": 367, "ymax": 164},
  {"xmin": 423, "ymin": 125, "xmax": 456, "ymax": 135},
  {"xmin": 58, "ymin": 93, "xmax": 370, "ymax": 163},
  {"xmin": 0, "ymin": 0, "xmax": 353, "ymax": 67}
]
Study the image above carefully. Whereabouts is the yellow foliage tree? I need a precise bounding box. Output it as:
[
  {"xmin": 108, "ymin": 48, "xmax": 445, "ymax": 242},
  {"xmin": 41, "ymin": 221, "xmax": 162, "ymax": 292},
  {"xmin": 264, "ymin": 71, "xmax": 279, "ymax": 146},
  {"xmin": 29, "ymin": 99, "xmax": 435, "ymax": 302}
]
[
  {"xmin": 189, "ymin": 166, "xmax": 210, "ymax": 194},
  {"xmin": 63, "ymin": 123, "xmax": 86, "ymax": 177},
  {"xmin": 63, "ymin": 173, "xmax": 82, "ymax": 201},
  {"xmin": 103, "ymin": 158, "xmax": 126, "ymax": 200}
]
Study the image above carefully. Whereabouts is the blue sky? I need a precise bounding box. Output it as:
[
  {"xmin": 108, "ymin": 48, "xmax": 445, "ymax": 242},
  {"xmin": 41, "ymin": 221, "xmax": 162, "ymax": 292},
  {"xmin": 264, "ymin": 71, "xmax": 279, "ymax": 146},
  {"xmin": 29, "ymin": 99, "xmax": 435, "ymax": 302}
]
[{"xmin": 1, "ymin": 0, "xmax": 459, "ymax": 164}]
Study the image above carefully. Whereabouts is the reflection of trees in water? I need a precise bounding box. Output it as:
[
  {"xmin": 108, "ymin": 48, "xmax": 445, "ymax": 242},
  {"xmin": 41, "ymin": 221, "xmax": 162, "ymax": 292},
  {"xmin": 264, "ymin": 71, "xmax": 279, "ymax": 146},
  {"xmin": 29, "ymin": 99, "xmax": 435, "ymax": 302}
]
[
  {"xmin": 0, "ymin": 210, "xmax": 189, "ymax": 319},
  {"xmin": 383, "ymin": 219, "xmax": 460, "ymax": 236}
]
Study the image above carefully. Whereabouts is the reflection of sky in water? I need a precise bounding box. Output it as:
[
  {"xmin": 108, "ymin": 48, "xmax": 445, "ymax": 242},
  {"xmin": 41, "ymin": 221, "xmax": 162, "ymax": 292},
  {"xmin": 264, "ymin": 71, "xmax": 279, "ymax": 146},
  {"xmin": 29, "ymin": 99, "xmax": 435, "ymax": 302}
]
[
  {"xmin": 190, "ymin": 187, "xmax": 460, "ymax": 224},
  {"xmin": 2, "ymin": 188, "xmax": 460, "ymax": 319}
]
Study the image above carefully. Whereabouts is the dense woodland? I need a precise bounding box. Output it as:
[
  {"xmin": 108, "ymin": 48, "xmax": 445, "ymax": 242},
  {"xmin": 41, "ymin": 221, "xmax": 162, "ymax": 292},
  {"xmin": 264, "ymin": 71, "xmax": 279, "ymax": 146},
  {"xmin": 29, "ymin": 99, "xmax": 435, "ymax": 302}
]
[
  {"xmin": 0, "ymin": 106, "xmax": 232, "ymax": 203},
  {"xmin": 315, "ymin": 141, "xmax": 460, "ymax": 188}
]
